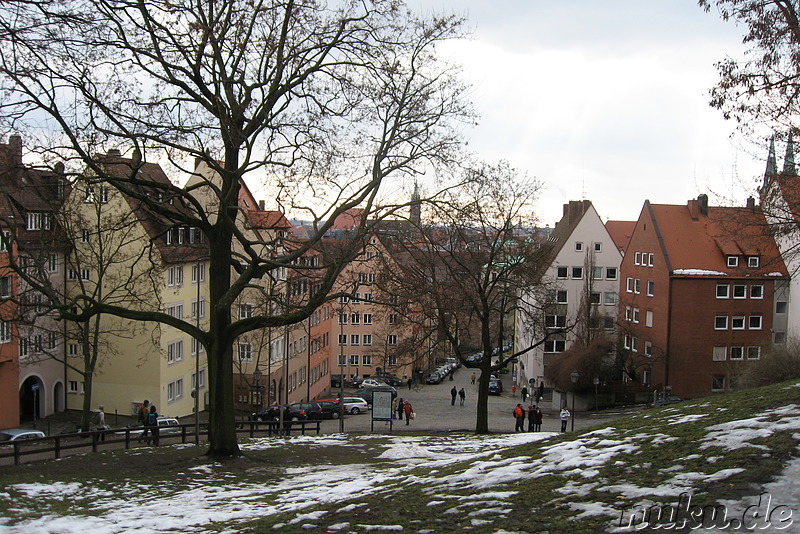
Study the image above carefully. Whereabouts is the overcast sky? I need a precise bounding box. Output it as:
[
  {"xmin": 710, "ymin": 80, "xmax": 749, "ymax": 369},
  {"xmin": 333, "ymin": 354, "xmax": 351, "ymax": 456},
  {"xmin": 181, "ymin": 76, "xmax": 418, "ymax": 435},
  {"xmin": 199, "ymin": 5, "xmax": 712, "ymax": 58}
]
[{"xmin": 409, "ymin": 0, "xmax": 766, "ymax": 225}]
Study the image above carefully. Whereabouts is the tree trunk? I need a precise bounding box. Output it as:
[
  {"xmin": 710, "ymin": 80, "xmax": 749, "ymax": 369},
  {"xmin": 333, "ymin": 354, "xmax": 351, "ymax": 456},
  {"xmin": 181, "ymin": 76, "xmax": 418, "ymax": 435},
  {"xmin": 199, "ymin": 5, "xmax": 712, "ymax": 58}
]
[{"xmin": 475, "ymin": 360, "xmax": 492, "ymax": 433}]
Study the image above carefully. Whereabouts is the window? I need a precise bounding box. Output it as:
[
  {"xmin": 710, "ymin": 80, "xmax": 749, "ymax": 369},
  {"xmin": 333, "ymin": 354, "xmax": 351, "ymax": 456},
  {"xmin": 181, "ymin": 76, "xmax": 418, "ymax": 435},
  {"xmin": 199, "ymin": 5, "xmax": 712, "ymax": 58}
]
[
  {"xmin": 349, "ymin": 354, "xmax": 360, "ymax": 366},
  {"xmin": 594, "ymin": 242, "xmax": 602, "ymax": 252},
  {"xmin": 350, "ymin": 334, "xmax": 360, "ymax": 345},
  {"xmin": 748, "ymin": 315, "xmax": 762, "ymax": 330},
  {"xmin": 626, "ymin": 277, "xmax": 633, "ymax": 292},
  {"xmin": 544, "ymin": 339, "xmax": 566, "ymax": 353},
  {"xmin": 751, "ymin": 285, "xmax": 764, "ymax": 299},
  {"xmin": 646, "ymin": 310, "xmax": 653, "ymax": 327},
  {"xmin": 68, "ymin": 381, "xmax": 79, "ymax": 393},
  {"xmin": 191, "ymin": 298, "xmax": 206, "ymax": 319},
  {"xmin": 592, "ymin": 267, "xmax": 603, "ymax": 280},
  {"xmin": 192, "ymin": 369, "xmax": 206, "ymax": 390},
  {"xmin": 590, "ymin": 292, "xmax": 601, "ymax": 305},
  {"xmin": 545, "ymin": 315, "xmax": 566, "ymax": 328},
  {"xmin": 19, "ymin": 337, "xmax": 29, "ymax": 357},
  {"xmin": 575, "ymin": 242, "xmax": 583, "ymax": 252},
  {"xmin": 81, "ymin": 229, "xmax": 90, "ymax": 243},
  {"xmin": 632, "ymin": 308, "xmax": 640, "ymax": 323},
  {"xmin": 714, "ymin": 316, "xmax": 728, "ymax": 330},
  {"xmin": 362, "ymin": 354, "xmax": 372, "ymax": 366},
  {"xmin": 48, "ymin": 254, "xmax": 58, "ymax": 272},
  {"xmin": 747, "ymin": 346, "xmax": 761, "ymax": 360},
  {"xmin": 631, "ymin": 337, "xmax": 638, "ymax": 352},
  {"xmin": 0, "ymin": 276, "xmax": 10, "ymax": 298},
  {"xmin": 191, "ymin": 338, "xmax": 205, "ymax": 355},
  {"xmin": 80, "ymin": 268, "xmax": 90, "ymax": 281},
  {"xmin": 167, "ymin": 266, "xmax": 183, "ymax": 287},
  {"xmin": 26, "ymin": 212, "xmax": 51, "ymax": 231},
  {"xmin": 748, "ymin": 256, "xmax": 760, "ymax": 268},
  {"xmin": 603, "ymin": 316, "xmax": 616, "ymax": 329},
  {"xmin": 238, "ymin": 303, "xmax": 253, "ymax": 319},
  {"xmin": 730, "ymin": 346, "xmax": 744, "ymax": 360},
  {"xmin": 167, "ymin": 379, "xmax": 184, "ymax": 401},
  {"xmin": 363, "ymin": 334, "xmax": 372, "ymax": 346},
  {"xmin": 571, "ymin": 266, "xmax": 583, "ymax": 279},
  {"xmin": 0, "ymin": 231, "xmax": 8, "ymax": 252},
  {"xmin": 634, "ymin": 279, "xmax": 641, "ymax": 294},
  {"xmin": 733, "ymin": 285, "xmax": 746, "ymax": 299},
  {"xmin": 363, "ymin": 292, "xmax": 373, "ymax": 303},
  {"xmin": 556, "ymin": 290, "xmax": 568, "ymax": 304},
  {"xmin": 387, "ymin": 334, "xmax": 397, "ymax": 346},
  {"xmin": 727, "ymin": 256, "xmax": 739, "ymax": 267},
  {"xmin": 337, "ymin": 354, "xmax": 346, "ymax": 366},
  {"xmin": 642, "ymin": 369, "xmax": 651, "ymax": 387},
  {"xmin": 635, "ymin": 252, "xmax": 641, "ymax": 265},
  {"xmin": 363, "ymin": 313, "xmax": 373, "ymax": 325},
  {"xmin": 712, "ymin": 375, "xmax": 725, "ymax": 391},
  {"xmin": 167, "ymin": 340, "xmax": 183, "ymax": 364},
  {"xmin": 238, "ymin": 342, "xmax": 252, "ymax": 362},
  {"xmin": 644, "ymin": 341, "xmax": 653, "ymax": 356},
  {"xmin": 606, "ymin": 267, "xmax": 618, "ymax": 280},
  {"xmin": 338, "ymin": 313, "xmax": 347, "ymax": 325},
  {"xmin": 712, "ymin": 346, "xmax": 727, "ymax": 361},
  {"xmin": 623, "ymin": 335, "xmax": 632, "ymax": 349},
  {"xmin": 603, "ymin": 292, "xmax": 617, "ymax": 305},
  {"xmin": 388, "ymin": 314, "xmax": 397, "ymax": 325},
  {"xmin": 716, "ymin": 284, "xmax": 729, "ymax": 299},
  {"xmin": 646, "ymin": 280, "xmax": 654, "ymax": 297},
  {"xmin": 776, "ymin": 301, "xmax": 788, "ymax": 314},
  {"xmin": 350, "ymin": 313, "xmax": 360, "ymax": 324},
  {"xmin": 3, "ymin": 322, "xmax": 17, "ymax": 343},
  {"xmin": 191, "ymin": 263, "xmax": 206, "ymax": 283},
  {"xmin": 731, "ymin": 316, "xmax": 745, "ymax": 330},
  {"xmin": 556, "ymin": 266, "xmax": 568, "ymax": 279},
  {"xmin": 166, "ymin": 303, "xmax": 184, "ymax": 320}
]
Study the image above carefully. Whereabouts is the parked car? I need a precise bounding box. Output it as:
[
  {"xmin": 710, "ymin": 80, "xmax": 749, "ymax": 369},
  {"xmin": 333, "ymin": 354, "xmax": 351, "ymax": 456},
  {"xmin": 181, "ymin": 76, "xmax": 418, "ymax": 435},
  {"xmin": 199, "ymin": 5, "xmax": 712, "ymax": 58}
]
[
  {"xmin": 359, "ymin": 378, "xmax": 389, "ymax": 388},
  {"xmin": 331, "ymin": 374, "xmax": 344, "ymax": 388},
  {"xmin": 341, "ymin": 396, "xmax": 370, "ymax": 414},
  {"xmin": 157, "ymin": 417, "xmax": 181, "ymax": 434},
  {"xmin": 444, "ymin": 357, "xmax": 460, "ymax": 369},
  {"xmin": 651, "ymin": 395, "xmax": 684, "ymax": 407},
  {"xmin": 488, "ymin": 378, "xmax": 503, "ymax": 395},
  {"xmin": 425, "ymin": 370, "xmax": 442, "ymax": 384},
  {"xmin": 356, "ymin": 385, "xmax": 398, "ymax": 404},
  {"xmin": 250, "ymin": 403, "xmax": 324, "ymax": 422},
  {"xmin": 372, "ymin": 372, "xmax": 404, "ymax": 387},
  {"xmin": 315, "ymin": 399, "xmax": 344, "ymax": 419},
  {"xmin": 0, "ymin": 429, "xmax": 46, "ymax": 442}
]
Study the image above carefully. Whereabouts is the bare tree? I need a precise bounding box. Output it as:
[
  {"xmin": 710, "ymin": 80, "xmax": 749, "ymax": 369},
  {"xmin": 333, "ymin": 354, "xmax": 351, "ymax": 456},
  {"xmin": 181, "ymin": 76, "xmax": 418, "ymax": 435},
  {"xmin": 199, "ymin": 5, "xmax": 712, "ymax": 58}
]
[
  {"xmin": 0, "ymin": 0, "xmax": 473, "ymax": 456},
  {"xmin": 377, "ymin": 161, "xmax": 552, "ymax": 433}
]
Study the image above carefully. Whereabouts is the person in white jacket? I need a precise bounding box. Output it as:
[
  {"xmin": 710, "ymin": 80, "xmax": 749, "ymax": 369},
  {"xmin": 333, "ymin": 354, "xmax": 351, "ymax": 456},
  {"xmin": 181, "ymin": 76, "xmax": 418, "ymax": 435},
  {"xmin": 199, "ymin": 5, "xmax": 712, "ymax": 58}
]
[{"xmin": 560, "ymin": 407, "xmax": 571, "ymax": 432}]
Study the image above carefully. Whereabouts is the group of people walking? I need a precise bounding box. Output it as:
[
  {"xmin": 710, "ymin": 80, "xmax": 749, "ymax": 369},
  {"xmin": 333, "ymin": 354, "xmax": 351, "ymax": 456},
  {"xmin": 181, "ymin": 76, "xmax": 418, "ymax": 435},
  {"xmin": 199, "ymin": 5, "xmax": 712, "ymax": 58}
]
[
  {"xmin": 136, "ymin": 399, "xmax": 160, "ymax": 445},
  {"xmin": 393, "ymin": 397, "xmax": 415, "ymax": 425},
  {"xmin": 450, "ymin": 386, "xmax": 466, "ymax": 406},
  {"xmin": 513, "ymin": 403, "xmax": 545, "ymax": 432}
]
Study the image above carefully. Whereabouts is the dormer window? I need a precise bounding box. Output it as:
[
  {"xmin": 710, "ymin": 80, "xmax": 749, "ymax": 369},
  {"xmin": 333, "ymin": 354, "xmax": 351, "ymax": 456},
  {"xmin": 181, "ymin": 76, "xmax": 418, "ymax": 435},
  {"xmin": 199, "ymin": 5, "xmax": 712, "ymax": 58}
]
[
  {"xmin": 726, "ymin": 255, "xmax": 739, "ymax": 268},
  {"xmin": 26, "ymin": 212, "xmax": 51, "ymax": 231},
  {"xmin": 748, "ymin": 256, "xmax": 760, "ymax": 268}
]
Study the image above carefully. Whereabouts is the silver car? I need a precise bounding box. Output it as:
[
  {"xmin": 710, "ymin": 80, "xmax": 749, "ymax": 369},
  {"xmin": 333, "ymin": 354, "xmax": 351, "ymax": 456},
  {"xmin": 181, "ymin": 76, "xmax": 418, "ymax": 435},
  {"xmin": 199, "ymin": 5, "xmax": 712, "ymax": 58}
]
[
  {"xmin": 341, "ymin": 397, "xmax": 370, "ymax": 414},
  {"xmin": 0, "ymin": 429, "xmax": 46, "ymax": 442}
]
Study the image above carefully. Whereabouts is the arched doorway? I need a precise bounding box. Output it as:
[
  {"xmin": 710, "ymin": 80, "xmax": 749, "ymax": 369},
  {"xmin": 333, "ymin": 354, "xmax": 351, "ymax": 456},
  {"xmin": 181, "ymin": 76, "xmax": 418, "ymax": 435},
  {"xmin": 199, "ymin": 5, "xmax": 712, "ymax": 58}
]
[
  {"xmin": 53, "ymin": 381, "xmax": 64, "ymax": 412},
  {"xmin": 19, "ymin": 376, "xmax": 43, "ymax": 422}
]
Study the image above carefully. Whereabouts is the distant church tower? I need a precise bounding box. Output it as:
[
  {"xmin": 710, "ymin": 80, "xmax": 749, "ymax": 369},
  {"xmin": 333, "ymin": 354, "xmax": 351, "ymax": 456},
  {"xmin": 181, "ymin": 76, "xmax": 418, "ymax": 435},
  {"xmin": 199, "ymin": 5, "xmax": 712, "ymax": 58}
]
[{"xmin": 410, "ymin": 181, "xmax": 421, "ymax": 225}]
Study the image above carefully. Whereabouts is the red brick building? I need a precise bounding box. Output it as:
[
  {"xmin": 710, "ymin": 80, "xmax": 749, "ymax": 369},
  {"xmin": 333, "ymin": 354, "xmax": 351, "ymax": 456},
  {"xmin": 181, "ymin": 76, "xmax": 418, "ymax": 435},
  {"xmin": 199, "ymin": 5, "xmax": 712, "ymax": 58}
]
[{"xmin": 620, "ymin": 195, "xmax": 788, "ymax": 398}]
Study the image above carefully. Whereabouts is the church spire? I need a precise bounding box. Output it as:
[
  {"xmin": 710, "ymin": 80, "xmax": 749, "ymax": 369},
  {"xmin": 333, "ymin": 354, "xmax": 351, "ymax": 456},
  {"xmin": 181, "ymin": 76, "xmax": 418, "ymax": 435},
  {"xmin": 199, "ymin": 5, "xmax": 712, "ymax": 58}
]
[
  {"xmin": 783, "ymin": 130, "xmax": 796, "ymax": 175},
  {"xmin": 410, "ymin": 181, "xmax": 421, "ymax": 225}
]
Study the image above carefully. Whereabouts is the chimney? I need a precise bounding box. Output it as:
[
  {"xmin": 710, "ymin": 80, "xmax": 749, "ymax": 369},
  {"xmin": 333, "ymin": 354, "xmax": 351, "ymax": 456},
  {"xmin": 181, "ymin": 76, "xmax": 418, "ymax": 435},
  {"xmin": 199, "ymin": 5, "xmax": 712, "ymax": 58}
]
[
  {"xmin": 258, "ymin": 200, "xmax": 265, "ymax": 210},
  {"xmin": 746, "ymin": 196, "xmax": 755, "ymax": 210},
  {"xmin": 107, "ymin": 149, "xmax": 121, "ymax": 158},
  {"xmin": 8, "ymin": 135, "xmax": 22, "ymax": 166},
  {"xmin": 697, "ymin": 194, "xmax": 709, "ymax": 216}
]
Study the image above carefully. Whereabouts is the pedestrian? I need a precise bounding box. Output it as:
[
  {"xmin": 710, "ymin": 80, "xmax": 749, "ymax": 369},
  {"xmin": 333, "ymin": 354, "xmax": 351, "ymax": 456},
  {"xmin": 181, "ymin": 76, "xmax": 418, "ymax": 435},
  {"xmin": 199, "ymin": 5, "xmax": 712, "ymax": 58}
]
[
  {"xmin": 534, "ymin": 406, "xmax": 543, "ymax": 432},
  {"xmin": 391, "ymin": 396, "xmax": 398, "ymax": 419},
  {"xmin": 404, "ymin": 400, "xmax": 413, "ymax": 425},
  {"xmin": 521, "ymin": 386, "xmax": 528, "ymax": 403},
  {"xmin": 137, "ymin": 399, "xmax": 150, "ymax": 443},
  {"xmin": 560, "ymin": 407, "xmax": 570, "ymax": 433},
  {"xmin": 449, "ymin": 369, "xmax": 454, "ymax": 381},
  {"xmin": 470, "ymin": 372, "xmax": 476, "ymax": 385},
  {"xmin": 146, "ymin": 404, "xmax": 160, "ymax": 445},
  {"xmin": 96, "ymin": 405, "xmax": 108, "ymax": 441},
  {"xmin": 397, "ymin": 397, "xmax": 405, "ymax": 421},
  {"xmin": 450, "ymin": 386, "xmax": 457, "ymax": 406},
  {"xmin": 407, "ymin": 377, "xmax": 413, "ymax": 390},
  {"xmin": 513, "ymin": 403, "xmax": 525, "ymax": 432},
  {"xmin": 527, "ymin": 404, "xmax": 535, "ymax": 432},
  {"xmin": 458, "ymin": 387, "xmax": 465, "ymax": 406},
  {"xmin": 511, "ymin": 384, "xmax": 517, "ymax": 397}
]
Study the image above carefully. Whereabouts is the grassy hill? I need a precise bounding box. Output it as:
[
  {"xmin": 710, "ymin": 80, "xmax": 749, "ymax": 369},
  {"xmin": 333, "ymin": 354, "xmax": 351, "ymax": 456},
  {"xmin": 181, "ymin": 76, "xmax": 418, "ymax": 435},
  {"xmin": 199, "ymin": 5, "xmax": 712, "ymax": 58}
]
[{"xmin": 1, "ymin": 379, "xmax": 799, "ymax": 533}]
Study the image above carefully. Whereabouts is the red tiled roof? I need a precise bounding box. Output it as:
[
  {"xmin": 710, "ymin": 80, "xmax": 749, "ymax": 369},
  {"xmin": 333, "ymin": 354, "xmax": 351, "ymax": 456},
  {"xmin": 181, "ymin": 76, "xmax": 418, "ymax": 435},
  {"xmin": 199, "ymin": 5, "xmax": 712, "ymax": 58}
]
[{"xmin": 605, "ymin": 220, "xmax": 635, "ymax": 254}]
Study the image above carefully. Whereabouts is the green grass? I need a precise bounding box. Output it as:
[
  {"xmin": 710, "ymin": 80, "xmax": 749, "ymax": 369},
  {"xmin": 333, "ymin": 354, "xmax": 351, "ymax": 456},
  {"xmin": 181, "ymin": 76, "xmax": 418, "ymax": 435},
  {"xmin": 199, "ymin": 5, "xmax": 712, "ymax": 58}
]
[{"xmin": 1, "ymin": 380, "xmax": 799, "ymax": 533}]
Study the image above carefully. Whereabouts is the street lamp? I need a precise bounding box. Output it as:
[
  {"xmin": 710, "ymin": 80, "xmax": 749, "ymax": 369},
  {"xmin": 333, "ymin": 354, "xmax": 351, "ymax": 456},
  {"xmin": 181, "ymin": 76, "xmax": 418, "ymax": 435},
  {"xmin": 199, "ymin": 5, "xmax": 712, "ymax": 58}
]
[
  {"xmin": 253, "ymin": 367, "xmax": 262, "ymax": 412},
  {"xmin": 570, "ymin": 370, "xmax": 579, "ymax": 431}
]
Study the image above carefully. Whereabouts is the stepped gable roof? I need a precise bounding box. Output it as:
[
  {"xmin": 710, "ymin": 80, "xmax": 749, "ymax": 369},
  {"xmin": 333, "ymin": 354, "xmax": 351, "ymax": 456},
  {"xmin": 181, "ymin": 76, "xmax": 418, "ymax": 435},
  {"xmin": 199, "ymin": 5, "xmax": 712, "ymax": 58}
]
[
  {"xmin": 647, "ymin": 198, "xmax": 788, "ymax": 278},
  {"xmin": 605, "ymin": 220, "xmax": 635, "ymax": 254}
]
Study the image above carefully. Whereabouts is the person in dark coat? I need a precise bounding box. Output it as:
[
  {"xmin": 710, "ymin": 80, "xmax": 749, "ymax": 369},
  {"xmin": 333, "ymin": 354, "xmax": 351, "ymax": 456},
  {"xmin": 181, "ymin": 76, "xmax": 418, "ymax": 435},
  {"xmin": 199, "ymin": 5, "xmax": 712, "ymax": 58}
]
[
  {"xmin": 527, "ymin": 405, "xmax": 535, "ymax": 432},
  {"xmin": 458, "ymin": 388, "xmax": 466, "ymax": 406},
  {"xmin": 396, "ymin": 397, "xmax": 404, "ymax": 421},
  {"xmin": 534, "ymin": 406, "xmax": 543, "ymax": 432},
  {"xmin": 521, "ymin": 386, "xmax": 528, "ymax": 403},
  {"xmin": 450, "ymin": 386, "xmax": 457, "ymax": 406},
  {"xmin": 146, "ymin": 405, "xmax": 160, "ymax": 446},
  {"xmin": 513, "ymin": 404, "xmax": 525, "ymax": 432}
]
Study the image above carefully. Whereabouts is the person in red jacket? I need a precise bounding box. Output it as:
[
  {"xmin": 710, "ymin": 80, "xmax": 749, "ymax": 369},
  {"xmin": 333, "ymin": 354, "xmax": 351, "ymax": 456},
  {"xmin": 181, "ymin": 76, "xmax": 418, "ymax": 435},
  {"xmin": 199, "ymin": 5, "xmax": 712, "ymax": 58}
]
[
  {"xmin": 403, "ymin": 400, "xmax": 413, "ymax": 425},
  {"xmin": 513, "ymin": 403, "xmax": 525, "ymax": 432}
]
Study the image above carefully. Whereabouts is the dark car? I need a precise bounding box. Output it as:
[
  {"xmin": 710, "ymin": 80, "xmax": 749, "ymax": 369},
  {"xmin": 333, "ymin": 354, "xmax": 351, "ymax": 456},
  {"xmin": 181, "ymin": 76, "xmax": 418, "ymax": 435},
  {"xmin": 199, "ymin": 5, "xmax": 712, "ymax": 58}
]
[
  {"xmin": 372, "ymin": 372, "xmax": 404, "ymax": 387},
  {"xmin": 315, "ymin": 399, "xmax": 344, "ymax": 419},
  {"xmin": 331, "ymin": 374, "xmax": 344, "ymax": 388},
  {"xmin": 250, "ymin": 405, "xmax": 304, "ymax": 422},
  {"xmin": 425, "ymin": 371, "xmax": 442, "ymax": 384},
  {"xmin": 488, "ymin": 378, "xmax": 503, "ymax": 395},
  {"xmin": 356, "ymin": 385, "xmax": 398, "ymax": 404}
]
